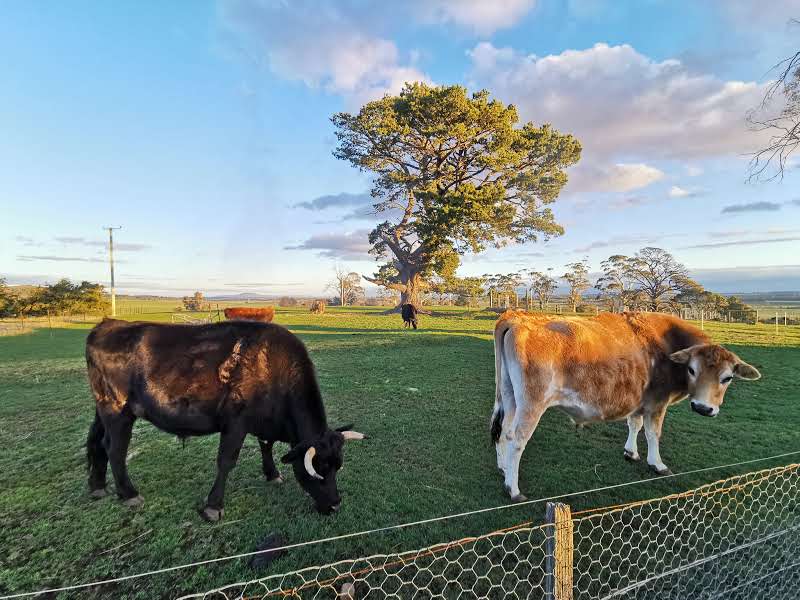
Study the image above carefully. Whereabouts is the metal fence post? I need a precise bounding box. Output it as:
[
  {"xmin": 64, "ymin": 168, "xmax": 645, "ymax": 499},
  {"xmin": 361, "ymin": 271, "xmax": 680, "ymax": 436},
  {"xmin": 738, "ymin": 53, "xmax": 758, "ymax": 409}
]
[{"xmin": 544, "ymin": 502, "xmax": 574, "ymax": 600}]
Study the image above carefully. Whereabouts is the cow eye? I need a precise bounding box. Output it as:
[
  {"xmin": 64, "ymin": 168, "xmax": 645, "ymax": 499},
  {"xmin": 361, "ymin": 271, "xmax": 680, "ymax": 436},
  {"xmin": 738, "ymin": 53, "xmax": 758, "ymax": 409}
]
[
  {"xmin": 687, "ymin": 366, "xmax": 696, "ymax": 377},
  {"xmin": 721, "ymin": 376, "xmax": 733, "ymax": 384}
]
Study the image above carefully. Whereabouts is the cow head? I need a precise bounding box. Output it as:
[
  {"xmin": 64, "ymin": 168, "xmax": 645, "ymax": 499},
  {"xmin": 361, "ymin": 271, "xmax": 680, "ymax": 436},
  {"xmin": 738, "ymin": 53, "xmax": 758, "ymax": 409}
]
[
  {"xmin": 281, "ymin": 426, "xmax": 365, "ymax": 514},
  {"xmin": 670, "ymin": 344, "xmax": 760, "ymax": 417}
]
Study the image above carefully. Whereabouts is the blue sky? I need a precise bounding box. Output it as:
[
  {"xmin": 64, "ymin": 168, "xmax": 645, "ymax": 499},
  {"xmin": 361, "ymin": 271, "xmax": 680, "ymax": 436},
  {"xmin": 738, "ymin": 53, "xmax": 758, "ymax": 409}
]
[{"xmin": 2, "ymin": 0, "xmax": 799, "ymax": 296}]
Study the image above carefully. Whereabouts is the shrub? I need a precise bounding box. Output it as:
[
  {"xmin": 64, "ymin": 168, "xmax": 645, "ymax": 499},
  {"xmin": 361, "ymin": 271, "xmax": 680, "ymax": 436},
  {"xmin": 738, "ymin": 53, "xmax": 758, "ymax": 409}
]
[
  {"xmin": 278, "ymin": 297, "xmax": 299, "ymax": 307},
  {"xmin": 310, "ymin": 300, "xmax": 326, "ymax": 314}
]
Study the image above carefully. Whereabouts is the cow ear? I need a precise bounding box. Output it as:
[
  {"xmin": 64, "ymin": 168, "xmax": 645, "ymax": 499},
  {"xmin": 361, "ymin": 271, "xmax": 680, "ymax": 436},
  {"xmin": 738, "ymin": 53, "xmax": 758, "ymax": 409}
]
[
  {"xmin": 281, "ymin": 443, "xmax": 308, "ymax": 464},
  {"xmin": 335, "ymin": 424, "xmax": 355, "ymax": 433},
  {"xmin": 670, "ymin": 348, "xmax": 693, "ymax": 364},
  {"xmin": 734, "ymin": 362, "xmax": 761, "ymax": 381}
]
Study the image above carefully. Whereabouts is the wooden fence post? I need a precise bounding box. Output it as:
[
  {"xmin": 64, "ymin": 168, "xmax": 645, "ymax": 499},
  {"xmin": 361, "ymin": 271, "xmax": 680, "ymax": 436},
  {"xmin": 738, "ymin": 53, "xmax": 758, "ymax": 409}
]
[{"xmin": 544, "ymin": 502, "xmax": 574, "ymax": 600}]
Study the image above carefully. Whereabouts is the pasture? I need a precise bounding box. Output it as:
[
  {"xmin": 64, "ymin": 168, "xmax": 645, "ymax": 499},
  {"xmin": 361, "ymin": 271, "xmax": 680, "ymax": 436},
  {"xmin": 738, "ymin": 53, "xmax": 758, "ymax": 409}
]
[{"xmin": 1, "ymin": 306, "xmax": 798, "ymax": 599}]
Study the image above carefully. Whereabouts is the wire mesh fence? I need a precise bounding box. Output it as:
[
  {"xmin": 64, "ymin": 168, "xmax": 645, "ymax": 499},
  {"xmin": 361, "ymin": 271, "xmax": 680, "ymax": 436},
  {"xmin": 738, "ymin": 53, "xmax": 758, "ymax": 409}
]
[{"xmin": 180, "ymin": 463, "xmax": 800, "ymax": 600}]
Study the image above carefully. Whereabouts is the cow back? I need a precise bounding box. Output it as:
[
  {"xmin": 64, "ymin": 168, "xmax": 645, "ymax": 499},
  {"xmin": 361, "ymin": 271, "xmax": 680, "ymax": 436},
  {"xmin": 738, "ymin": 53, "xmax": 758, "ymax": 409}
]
[{"xmin": 224, "ymin": 306, "xmax": 275, "ymax": 323}]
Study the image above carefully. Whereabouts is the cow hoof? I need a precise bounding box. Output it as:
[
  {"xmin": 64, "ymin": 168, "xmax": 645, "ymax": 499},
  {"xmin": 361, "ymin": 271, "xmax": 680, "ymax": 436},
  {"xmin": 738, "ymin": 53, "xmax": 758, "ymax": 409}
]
[
  {"xmin": 122, "ymin": 495, "xmax": 144, "ymax": 508},
  {"xmin": 623, "ymin": 450, "xmax": 640, "ymax": 462},
  {"xmin": 89, "ymin": 488, "xmax": 107, "ymax": 499},
  {"xmin": 651, "ymin": 465, "xmax": 673, "ymax": 476},
  {"xmin": 201, "ymin": 507, "xmax": 224, "ymax": 522},
  {"xmin": 268, "ymin": 475, "xmax": 284, "ymax": 485},
  {"xmin": 510, "ymin": 494, "xmax": 528, "ymax": 503}
]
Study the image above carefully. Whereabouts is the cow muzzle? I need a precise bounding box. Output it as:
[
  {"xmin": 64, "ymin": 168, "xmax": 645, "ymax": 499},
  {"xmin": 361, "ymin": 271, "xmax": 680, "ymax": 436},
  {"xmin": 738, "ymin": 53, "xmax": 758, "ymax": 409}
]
[
  {"xmin": 691, "ymin": 401, "xmax": 717, "ymax": 417},
  {"xmin": 317, "ymin": 501, "xmax": 341, "ymax": 515}
]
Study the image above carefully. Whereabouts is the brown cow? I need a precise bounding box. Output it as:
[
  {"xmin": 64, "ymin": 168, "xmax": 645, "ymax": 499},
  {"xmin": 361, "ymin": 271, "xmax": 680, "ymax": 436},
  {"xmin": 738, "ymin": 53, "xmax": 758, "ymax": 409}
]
[
  {"xmin": 224, "ymin": 306, "xmax": 275, "ymax": 323},
  {"xmin": 490, "ymin": 311, "xmax": 761, "ymax": 501}
]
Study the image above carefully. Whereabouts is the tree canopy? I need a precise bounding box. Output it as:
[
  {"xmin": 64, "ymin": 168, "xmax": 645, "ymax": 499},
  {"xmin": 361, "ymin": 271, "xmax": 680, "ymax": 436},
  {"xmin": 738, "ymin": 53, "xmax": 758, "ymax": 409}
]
[
  {"xmin": 0, "ymin": 278, "xmax": 108, "ymax": 318},
  {"xmin": 332, "ymin": 83, "xmax": 581, "ymax": 306},
  {"xmin": 561, "ymin": 260, "xmax": 590, "ymax": 312},
  {"xmin": 748, "ymin": 29, "xmax": 799, "ymax": 181},
  {"xmin": 595, "ymin": 248, "xmax": 698, "ymax": 311}
]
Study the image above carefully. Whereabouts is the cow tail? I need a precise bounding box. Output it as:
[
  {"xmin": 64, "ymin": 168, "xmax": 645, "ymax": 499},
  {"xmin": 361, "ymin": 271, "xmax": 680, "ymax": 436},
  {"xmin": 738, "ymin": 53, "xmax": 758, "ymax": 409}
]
[
  {"xmin": 86, "ymin": 410, "xmax": 106, "ymax": 472},
  {"xmin": 490, "ymin": 320, "xmax": 511, "ymax": 445}
]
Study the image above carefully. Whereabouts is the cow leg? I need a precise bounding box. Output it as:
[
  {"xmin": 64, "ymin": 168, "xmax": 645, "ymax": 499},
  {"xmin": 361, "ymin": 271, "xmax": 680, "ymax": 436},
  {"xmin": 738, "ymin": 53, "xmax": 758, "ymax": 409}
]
[
  {"xmin": 202, "ymin": 426, "xmax": 247, "ymax": 522},
  {"xmin": 644, "ymin": 408, "xmax": 671, "ymax": 475},
  {"xmin": 503, "ymin": 405, "xmax": 545, "ymax": 502},
  {"xmin": 495, "ymin": 407, "xmax": 515, "ymax": 475},
  {"xmin": 104, "ymin": 412, "xmax": 142, "ymax": 506},
  {"xmin": 87, "ymin": 411, "xmax": 109, "ymax": 497},
  {"xmin": 494, "ymin": 359, "xmax": 516, "ymax": 475},
  {"xmin": 258, "ymin": 439, "xmax": 283, "ymax": 484},
  {"xmin": 624, "ymin": 414, "xmax": 643, "ymax": 462}
]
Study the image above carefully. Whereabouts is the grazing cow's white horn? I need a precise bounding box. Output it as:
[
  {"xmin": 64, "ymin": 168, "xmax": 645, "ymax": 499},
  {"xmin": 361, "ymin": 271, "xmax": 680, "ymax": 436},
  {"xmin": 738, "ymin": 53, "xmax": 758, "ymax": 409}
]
[
  {"xmin": 304, "ymin": 447, "xmax": 323, "ymax": 480},
  {"xmin": 341, "ymin": 431, "xmax": 365, "ymax": 441}
]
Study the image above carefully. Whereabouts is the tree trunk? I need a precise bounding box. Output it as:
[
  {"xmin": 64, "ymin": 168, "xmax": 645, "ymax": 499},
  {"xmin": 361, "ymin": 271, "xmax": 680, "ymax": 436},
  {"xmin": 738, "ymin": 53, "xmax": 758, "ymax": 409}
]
[{"xmin": 400, "ymin": 272, "xmax": 424, "ymax": 308}]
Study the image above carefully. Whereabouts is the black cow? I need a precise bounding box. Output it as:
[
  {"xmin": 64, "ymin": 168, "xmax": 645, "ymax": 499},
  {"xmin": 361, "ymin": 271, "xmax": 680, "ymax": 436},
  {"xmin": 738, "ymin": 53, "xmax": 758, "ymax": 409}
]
[
  {"xmin": 401, "ymin": 303, "xmax": 418, "ymax": 329},
  {"xmin": 85, "ymin": 318, "xmax": 364, "ymax": 521}
]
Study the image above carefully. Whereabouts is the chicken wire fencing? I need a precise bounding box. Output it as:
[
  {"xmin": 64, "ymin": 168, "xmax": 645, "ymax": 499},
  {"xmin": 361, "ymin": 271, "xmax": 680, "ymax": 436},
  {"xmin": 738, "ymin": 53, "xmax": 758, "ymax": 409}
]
[{"xmin": 180, "ymin": 463, "xmax": 800, "ymax": 600}]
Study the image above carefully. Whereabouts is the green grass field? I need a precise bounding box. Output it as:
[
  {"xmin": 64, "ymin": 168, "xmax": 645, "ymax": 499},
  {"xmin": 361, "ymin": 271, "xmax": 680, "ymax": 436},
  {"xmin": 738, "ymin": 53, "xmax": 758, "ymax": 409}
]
[{"xmin": 1, "ymin": 306, "xmax": 798, "ymax": 599}]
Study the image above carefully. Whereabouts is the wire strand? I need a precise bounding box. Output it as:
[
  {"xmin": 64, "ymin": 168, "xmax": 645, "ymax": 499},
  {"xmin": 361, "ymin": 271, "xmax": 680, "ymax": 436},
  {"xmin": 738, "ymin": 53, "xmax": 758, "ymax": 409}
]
[
  {"xmin": 598, "ymin": 523, "xmax": 800, "ymax": 599},
  {"xmin": 3, "ymin": 449, "xmax": 799, "ymax": 599}
]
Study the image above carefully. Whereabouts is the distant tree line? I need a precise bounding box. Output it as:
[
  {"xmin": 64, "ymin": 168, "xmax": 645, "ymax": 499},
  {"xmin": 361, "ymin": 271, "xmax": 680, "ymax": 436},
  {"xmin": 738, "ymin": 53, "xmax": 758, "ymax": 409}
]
[
  {"xmin": 483, "ymin": 247, "xmax": 756, "ymax": 319},
  {"xmin": 0, "ymin": 278, "xmax": 109, "ymax": 319}
]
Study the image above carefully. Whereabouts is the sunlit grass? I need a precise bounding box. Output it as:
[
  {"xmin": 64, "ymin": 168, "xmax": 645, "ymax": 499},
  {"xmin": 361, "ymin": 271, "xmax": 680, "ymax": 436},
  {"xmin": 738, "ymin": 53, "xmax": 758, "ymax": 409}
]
[{"xmin": 0, "ymin": 305, "xmax": 797, "ymax": 598}]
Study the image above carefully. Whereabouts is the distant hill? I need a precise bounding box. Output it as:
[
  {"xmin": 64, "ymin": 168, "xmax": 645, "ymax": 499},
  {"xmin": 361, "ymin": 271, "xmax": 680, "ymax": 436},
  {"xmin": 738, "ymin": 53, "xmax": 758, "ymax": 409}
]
[{"xmin": 736, "ymin": 291, "xmax": 800, "ymax": 302}]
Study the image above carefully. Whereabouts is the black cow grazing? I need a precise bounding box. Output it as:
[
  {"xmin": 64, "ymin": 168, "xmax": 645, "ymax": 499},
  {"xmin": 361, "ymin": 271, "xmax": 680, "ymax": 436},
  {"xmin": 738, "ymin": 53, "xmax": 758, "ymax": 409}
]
[
  {"xmin": 85, "ymin": 318, "xmax": 364, "ymax": 521},
  {"xmin": 401, "ymin": 303, "xmax": 418, "ymax": 329}
]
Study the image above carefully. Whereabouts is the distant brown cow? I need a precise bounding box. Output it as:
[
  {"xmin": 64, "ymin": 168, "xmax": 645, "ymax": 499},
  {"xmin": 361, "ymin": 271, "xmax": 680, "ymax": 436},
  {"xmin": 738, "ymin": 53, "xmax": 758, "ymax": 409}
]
[{"xmin": 224, "ymin": 307, "xmax": 275, "ymax": 323}]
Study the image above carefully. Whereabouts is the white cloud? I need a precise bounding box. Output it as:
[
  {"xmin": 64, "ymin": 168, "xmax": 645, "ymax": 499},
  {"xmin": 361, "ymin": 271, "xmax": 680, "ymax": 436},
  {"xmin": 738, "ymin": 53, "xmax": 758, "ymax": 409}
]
[
  {"xmin": 467, "ymin": 42, "xmax": 770, "ymax": 161},
  {"xmin": 669, "ymin": 186, "xmax": 691, "ymax": 198},
  {"xmin": 284, "ymin": 229, "xmax": 372, "ymax": 260},
  {"xmin": 714, "ymin": 0, "xmax": 799, "ymax": 30},
  {"xmin": 573, "ymin": 233, "xmax": 683, "ymax": 253},
  {"xmin": 569, "ymin": 162, "xmax": 665, "ymax": 193},
  {"xmin": 669, "ymin": 185, "xmax": 705, "ymax": 199},
  {"xmin": 221, "ymin": 0, "xmax": 429, "ymax": 107},
  {"xmin": 414, "ymin": 0, "xmax": 536, "ymax": 35},
  {"xmin": 686, "ymin": 166, "xmax": 704, "ymax": 177}
]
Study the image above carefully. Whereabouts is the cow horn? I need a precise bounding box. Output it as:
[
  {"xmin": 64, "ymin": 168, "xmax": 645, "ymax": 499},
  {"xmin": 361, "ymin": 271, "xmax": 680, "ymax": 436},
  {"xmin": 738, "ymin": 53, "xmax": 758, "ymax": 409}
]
[
  {"xmin": 341, "ymin": 431, "xmax": 366, "ymax": 441},
  {"xmin": 304, "ymin": 447, "xmax": 323, "ymax": 480}
]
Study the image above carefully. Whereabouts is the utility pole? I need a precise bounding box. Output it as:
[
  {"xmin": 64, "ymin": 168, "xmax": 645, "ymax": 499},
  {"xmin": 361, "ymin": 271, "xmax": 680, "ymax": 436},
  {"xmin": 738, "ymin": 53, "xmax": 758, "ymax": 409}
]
[{"xmin": 104, "ymin": 226, "xmax": 121, "ymax": 316}]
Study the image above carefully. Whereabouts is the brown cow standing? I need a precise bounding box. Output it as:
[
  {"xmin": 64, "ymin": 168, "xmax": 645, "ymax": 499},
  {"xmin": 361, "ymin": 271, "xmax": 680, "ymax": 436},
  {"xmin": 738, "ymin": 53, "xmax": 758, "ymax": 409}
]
[
  {"xmin": 224, "ymin": 306, "xmax": 275, "ymax": 322},
  {"xmin": 490, "ymin": 311, "xmax": 761, "ymax": 501}
]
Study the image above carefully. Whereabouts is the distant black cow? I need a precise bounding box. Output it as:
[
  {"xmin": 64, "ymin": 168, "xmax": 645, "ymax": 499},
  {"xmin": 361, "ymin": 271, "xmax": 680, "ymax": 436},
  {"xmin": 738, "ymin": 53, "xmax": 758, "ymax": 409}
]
[
  {"xmin": 401, "ymin": 303, "xmax": 418, "ymax": 329},
  {"xmin": 85, "ymin": 318, "xmax": 364, "ymax": 521}
]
